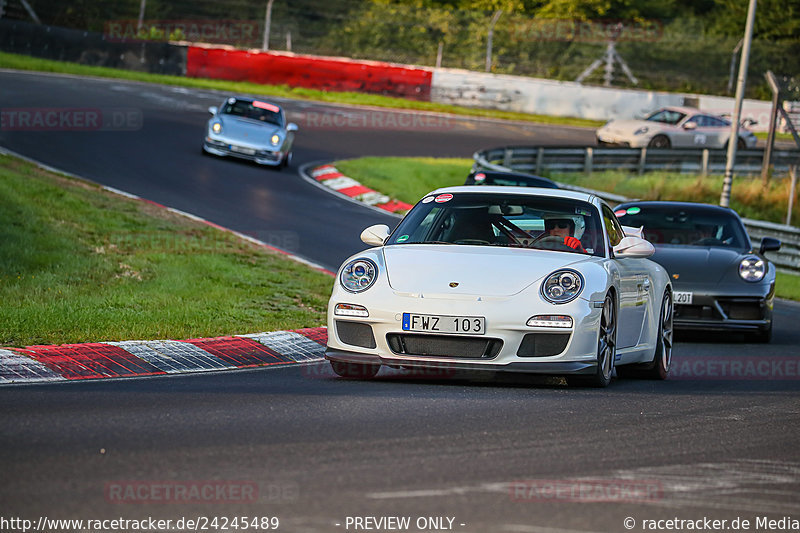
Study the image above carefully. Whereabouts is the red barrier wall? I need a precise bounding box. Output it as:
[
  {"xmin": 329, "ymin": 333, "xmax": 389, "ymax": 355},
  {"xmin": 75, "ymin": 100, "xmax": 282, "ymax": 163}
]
[{"xmin": 187, "ymin": 46, "xmax": 432, "ymax": 101}]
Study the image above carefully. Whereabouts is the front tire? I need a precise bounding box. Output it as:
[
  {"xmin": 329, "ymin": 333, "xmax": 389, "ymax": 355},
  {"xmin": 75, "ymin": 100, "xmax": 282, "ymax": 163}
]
[
  {"xmin": 567, "ymin": 292, "xmax": 616, "ymax": 388},
  {"xmin": 648, "ymin": 135, "xmax": 671, "ymax": 149},
  {"xmin": 330, "ymin": 360, "xmax": 380, "ymax": 379},
  {"xmin": 751, "ymin": 323, "xmax": 772, "ymax": 343},
  {"xmin": 280, "ymin": 151, "xmax": 292, "ymax": 169}
]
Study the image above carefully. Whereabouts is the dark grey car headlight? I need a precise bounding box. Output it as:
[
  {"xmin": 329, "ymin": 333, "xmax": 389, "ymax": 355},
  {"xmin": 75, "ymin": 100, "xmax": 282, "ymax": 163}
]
[
  {"xmin": 739, "ymin": 256, "xmax": 765, "ymax": 282},
  {"xmin": 340, "ymin": 258, "xmax": 378, "ymax": 293},
  {"xmin": 541, "ymin": 269, "xmax": 584, "ymax": 304}
]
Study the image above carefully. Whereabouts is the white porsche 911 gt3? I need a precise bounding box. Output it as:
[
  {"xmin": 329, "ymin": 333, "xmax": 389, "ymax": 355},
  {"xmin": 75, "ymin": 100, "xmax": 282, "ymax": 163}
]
[{"xmin": 325, "ymin": 186, "xmax": 673, "ymax": 387}]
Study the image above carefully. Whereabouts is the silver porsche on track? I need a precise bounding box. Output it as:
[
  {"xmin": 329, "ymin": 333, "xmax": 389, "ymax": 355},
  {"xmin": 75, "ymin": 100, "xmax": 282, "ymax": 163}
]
[
  {"xmin": 202, "ymin": 97, "xmax": 298, "ymax": 168},
  {"xmin": 597, "ymin": 106, "xmax": 757, "ymax": 149}
]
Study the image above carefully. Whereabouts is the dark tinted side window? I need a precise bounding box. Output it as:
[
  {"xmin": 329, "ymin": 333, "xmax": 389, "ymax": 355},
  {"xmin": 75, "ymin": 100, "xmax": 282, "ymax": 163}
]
[{"xmin": 602, "ymin": 205, "xmax": 624, "ymax": 248}]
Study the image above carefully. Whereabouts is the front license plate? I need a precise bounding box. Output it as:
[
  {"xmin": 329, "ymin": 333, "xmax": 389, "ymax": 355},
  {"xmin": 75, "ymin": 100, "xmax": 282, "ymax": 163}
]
[
  {"xmin": 402, "ymin": 313, "xmax": 485, "ymax": 335},
  {"xmin": 230, "ymin": 145, "xmax": 256, "ymax": 155},
  {"xmin": 674, "ymin": 291, "xmax": 693, "ymax": 305}
]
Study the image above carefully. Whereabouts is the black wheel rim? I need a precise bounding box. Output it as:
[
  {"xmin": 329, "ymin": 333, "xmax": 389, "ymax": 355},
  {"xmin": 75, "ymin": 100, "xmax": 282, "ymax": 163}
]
[
  {"xmin": 660, "ymin": 293, "xmax": 674, "ymax": 372},
  {"xmin": 650, "ymin": 136, "xmax": 669, "ymax": 148},
  {"xmin": 599, "ymin": 295, "xmax": 616, "ymax": 380}
]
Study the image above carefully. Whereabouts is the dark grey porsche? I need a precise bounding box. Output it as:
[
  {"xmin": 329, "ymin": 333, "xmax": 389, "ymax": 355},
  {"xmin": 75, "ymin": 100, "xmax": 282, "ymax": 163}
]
[{"xmin": 615, "ymin": 201, "xmax": 781, "ymax": 342}]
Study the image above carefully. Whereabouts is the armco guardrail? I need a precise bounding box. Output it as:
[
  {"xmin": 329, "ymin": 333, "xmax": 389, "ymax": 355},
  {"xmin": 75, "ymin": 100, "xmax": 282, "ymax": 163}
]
[
  {"xmin": 474, "ymin": 145, "xmax": 800, "ymax": 178},
  {"xmin": 742, "ymin": 219, "xmax": 800, "ymax": 273},
  {"xmin": 474, "ymin": 146, "xmax": 800, "ymax": 273}
]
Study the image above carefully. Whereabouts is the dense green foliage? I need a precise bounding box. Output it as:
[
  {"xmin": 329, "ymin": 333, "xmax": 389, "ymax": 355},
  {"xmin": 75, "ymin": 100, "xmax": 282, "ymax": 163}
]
[{"xmin": 14, "ymin": 0, "xmax": 799, "ymax": 97}]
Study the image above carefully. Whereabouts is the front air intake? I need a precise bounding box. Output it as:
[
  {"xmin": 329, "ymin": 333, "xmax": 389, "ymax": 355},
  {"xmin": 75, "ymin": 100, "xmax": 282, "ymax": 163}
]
[
  {"xmin": 335, "ymin": 321, "xmax": 376, "ymax": 349},
  {"xmin": 517, "ymin": 333, "xmax": 570, "ymax": 357},
  {"xmin": 386, "ymin": 334, "xmax": 502, "ymax": 359}
]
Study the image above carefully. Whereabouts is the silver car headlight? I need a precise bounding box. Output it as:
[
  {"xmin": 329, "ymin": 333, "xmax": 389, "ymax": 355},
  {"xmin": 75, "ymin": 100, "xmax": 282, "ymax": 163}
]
[
  {"xmin": 270, "ymin": 134, "xmax": 281, "ymax": 145},
  {"xmin": 739, "ymin": 256, "xmax": 765, "ymax": 282},
  {"xmin": 340, "ymin": 258, "xmax": 378, "ymax": 293},
  {"xmin": 541, "ymin": 269, "xmax": 584, "ymax": 304},
  {"xmin": 212, "ymin": 122, "xmax": 222, "ymax": 134},
  {"xmin": 633, "ymin": 126, "xmax": 649, "ymax": 135}
]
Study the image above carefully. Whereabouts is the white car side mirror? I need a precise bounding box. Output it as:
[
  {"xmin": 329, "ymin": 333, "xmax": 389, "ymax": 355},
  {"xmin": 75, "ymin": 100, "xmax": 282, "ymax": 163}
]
[
  {"xmin": 614, "ymin": 236, "xmax": 655, "ymax": 258},
  {"xmin": 682, "ymin": 122, "xmax": 697, "ymax": 130},
  {"xmin": 622, "ymin": 225, "xmax": 644, "ymax": 239},
  {"xmin": 361, "ymin": 224, "xmax": 391, "ymax": 246},
  {"xmin": 208, "ymin": 106, "xmax": 218, "ymax": 115}
]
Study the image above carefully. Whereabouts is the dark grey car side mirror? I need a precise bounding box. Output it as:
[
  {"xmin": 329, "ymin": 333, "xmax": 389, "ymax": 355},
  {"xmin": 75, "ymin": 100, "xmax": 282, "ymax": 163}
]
[{"xmin": 760, "ymin": 237, "xmax": 781, "ymax": 254}]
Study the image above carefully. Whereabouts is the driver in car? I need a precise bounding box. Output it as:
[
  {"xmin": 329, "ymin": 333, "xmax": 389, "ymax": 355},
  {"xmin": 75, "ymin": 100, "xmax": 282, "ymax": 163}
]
[{"xmin": 541, "ymin": 218, "xmax": 585, "ymax": 251}]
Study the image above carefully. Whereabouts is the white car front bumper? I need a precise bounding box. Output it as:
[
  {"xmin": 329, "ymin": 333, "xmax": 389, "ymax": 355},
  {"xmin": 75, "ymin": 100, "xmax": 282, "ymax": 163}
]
[{"xmin": 326, "ymin": 290, "xmax": 603, "ymax": 375}]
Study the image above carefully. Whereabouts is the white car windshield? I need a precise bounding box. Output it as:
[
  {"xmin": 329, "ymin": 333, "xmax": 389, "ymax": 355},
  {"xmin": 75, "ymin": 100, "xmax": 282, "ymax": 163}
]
[
  {"xmin": 386, "ymin": 192, "xmax": 605, "ymax": 257},
  {"xmin": 645, "ymin": 109, "xmax": 686, "ymax": 125},
  {"xmin": 221, "ymin": 99, "xmax": 283, "ymax": 126}
]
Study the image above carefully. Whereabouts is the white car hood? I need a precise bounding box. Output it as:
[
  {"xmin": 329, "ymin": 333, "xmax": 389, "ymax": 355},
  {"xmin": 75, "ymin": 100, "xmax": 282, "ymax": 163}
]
[
  {"xmin": 603, "ymin": 119, "xmax": 656, "ymax": 134},
  {"xmin": 383, "ymin": 245, "xmax": 588, "ymax": 297},
  {"xmin": 217, "ymin": 116, "xmax": 281, "ymax": 144}
]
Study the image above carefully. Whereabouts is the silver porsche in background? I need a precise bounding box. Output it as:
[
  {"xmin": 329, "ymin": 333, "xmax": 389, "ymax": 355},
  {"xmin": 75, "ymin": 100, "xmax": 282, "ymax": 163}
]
[
  {"xmin": 203, "ymin": 97, "xmax": 298, "ymax": 168},
  {"xmin": 597, "ymin": 106, "xmax": 757, "ymax": 149}
]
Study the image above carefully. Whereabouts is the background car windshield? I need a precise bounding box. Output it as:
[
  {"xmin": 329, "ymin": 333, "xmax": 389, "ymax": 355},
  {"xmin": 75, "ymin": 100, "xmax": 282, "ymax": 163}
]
[
  {"xmin": 616, "ymin": 206, "xmax": 749, "ymax": 249},
  {"xmin": 386, "ymin": 193, "xmax": 604, "ymax": 257},
  {"xmin": 467, "ymin": 172, "xmax": 558, "ymax": 189},
  {"xmin": 221, "ymin": 100, "xmax": 282, "ymax": 125},
  {"xmin": 645, "ymin": 109, "xmax": 686, "ymax": 125}
]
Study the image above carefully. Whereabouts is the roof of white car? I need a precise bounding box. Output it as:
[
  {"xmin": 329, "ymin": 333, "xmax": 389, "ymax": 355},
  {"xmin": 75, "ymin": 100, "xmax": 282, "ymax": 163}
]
[
  {"xmin": 659, "ymin": 106, "xmax": 703, "ymax": 115},
  {"xmin": 429, "ymin": 185, "xmax": 598, "ymax": 203}
]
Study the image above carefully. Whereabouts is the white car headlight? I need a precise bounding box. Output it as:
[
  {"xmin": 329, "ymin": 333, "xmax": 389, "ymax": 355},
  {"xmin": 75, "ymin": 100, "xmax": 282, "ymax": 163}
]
[
  {"xmin": 541, "ymin": 270, "xmax": 584, "ymax": 304},
  {"xmin": 211, "ymin": 122, "xmax": 222, "ymax": 134},
  {"xmin": 340, "ymin": 258, "xmax": 378, "ymax": 293},
  {"xmin": 270, "ymin": 134, "xmax": 281, "ymax": 145},
  {"xmin": 739, "ymin": 256, "xmax": 765, "ymax": 282},
  {"xmin": 633, "ymin": 126, "xmax": 649, "ymax": 135}
]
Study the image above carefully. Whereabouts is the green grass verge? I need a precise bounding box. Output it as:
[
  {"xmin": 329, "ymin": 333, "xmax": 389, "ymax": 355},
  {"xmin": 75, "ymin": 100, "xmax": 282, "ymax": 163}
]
[
  {"xmin": 0, "ymin": 154, "xmax": 332, "ymax": 347},
  {"xmin": 754, "ymin": 131, "xmax": 796, "ymax": 143},
  {"xmin": 0, "ymin": 51, "xmax": 603, "ymax": 129},
  {"xmin": 335, "ymin": 157, "xmax": 471, "ymax": 203},
  {"xmin": 551, "ymin": 171, "xmax": 799, "ymax": 227},
  {"xmin": 776, "ymin": 271, "xmax": 800, "ymax": 301}
]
